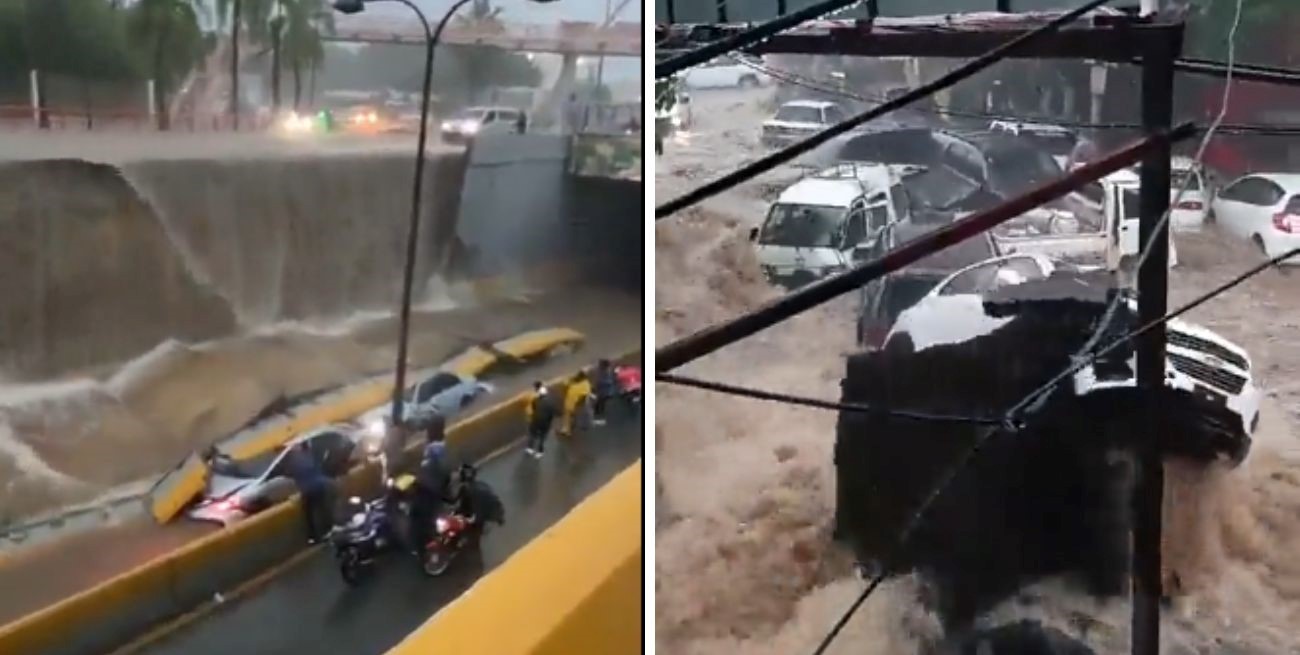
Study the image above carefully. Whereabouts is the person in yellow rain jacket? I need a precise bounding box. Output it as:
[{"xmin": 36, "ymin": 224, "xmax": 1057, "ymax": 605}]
[{"xmin": 559, "ymin": 370, "xmax": 593, "ymax": 439}]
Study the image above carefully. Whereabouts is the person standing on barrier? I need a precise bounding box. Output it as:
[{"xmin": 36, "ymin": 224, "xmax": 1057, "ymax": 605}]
[
  {"xmin": 559, "ymin": 370, "xmax": 593, "ymax": 440},
  {"xmin": 524, "ymin": 382, "xmax": 557, "ymax": 459},
  {"xmin": 284, "ymin": 441, "xmax": 334, "ymax": 545}
]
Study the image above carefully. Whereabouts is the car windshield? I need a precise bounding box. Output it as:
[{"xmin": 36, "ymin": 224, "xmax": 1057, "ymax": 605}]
[
  {"xmin": 417, "ymin": 373, "xmax": 461, "ymax": 402},
  {"xmin": 985, "ymin": 145, "xmax": 1061, "ymax": 198},
  {"xmin": 775, "ymin": 105, "xmax": 824, "ymax": 124},
  {"xmin": 216, "ymin": 448, "xmax": 282, "ymax": 479},
  {"xmin": 759, "ymin": 204, "xmax": 846, "ymax": 248},
  {"xmin": 903, "ymin": 166, "xmax": 981, "ymax": 210},
  {"xmin": 1172, "ymin": 169, "xmax": 1201, "ymax": 191},
  {"xmin": 1007, "ymin": 128, "xmax": 1077, "ymax": 156},
  {"xmin": 451, "ymin": 108, "xmax": 488, "ymax": 121}
]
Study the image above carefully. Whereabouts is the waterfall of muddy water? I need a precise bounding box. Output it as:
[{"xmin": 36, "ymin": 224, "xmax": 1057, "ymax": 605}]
[
  {"xmin": 655, "ymin": 208, "xmax": 1300, "ymax": 654},
  {"xmin": 0, "ymin": 151, "xmax": 548, "ymax": 526}
]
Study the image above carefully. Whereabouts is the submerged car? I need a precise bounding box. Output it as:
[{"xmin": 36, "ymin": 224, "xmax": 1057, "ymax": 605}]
[
  {"xmin": 440, "ymin": 106, "xmax": 527, "ymax": 144},
  {"xmin": 356, "ymin": 371, "xmax": 493, "ymax": 447},
  {"xmin": 189, "ymin": 425, "xmax": 359, "ymax": 526},
  {"xmin": 762, "ymin": 100, "xmax": 848, "ymax": 149},
  {"xmin": 887, "ymin": 253, "xmax": 1261, "ymax": 437}
]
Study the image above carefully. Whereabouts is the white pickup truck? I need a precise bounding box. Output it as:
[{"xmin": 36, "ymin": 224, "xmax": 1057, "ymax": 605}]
[{"xmin": 990, "ymin": 168, "xmax": 1177, "ymax": 279}]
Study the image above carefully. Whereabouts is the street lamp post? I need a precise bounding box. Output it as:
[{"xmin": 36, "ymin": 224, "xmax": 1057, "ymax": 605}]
[{"xmin": 331, "ymin": 0, "xmax": 556, "ymax": 431}]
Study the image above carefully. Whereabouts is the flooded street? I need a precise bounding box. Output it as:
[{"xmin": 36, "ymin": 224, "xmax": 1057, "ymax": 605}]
[{"xmin": 655, "ymin": 85, "xmax": 1300, "ymax": 654}]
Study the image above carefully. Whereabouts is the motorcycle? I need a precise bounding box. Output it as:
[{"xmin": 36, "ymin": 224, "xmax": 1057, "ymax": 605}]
[
  {"xmin": 422, "ymin": 465, "xmax": 505, "ymax": 577},
  {"xmin": 615, "ymin": 365, "xmax": 642, "ymax": 405},
  {"xmin": 327, "ymin": 474, "xmax": 415, "ymax": 584}
]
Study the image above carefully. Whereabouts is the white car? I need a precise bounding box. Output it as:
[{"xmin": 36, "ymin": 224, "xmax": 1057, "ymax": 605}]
[
  {"xmin": 1209, "ymin": 172, "xmax": 1300, "ymax": 264},
  {"xmin": 354, "ymin": 371, "xmax": 493, "ymax": 453},
  {"xmin": 762, "ymin": 100, "xmax": 848, "ymax": 149},
  {"xmin": 887, "ymin": 253, "xmax": 1262, "ymax": 437},
  {"xmin": 682, "ymin": 54, "xmax": 768, "ymax": 90},
  {"xmin": 440, "ymin": 106, "xmax": 526, "ymax": 144},
  {"xmin": 189, "ymin": 425, "xmax": 360, "ymax": 526}
]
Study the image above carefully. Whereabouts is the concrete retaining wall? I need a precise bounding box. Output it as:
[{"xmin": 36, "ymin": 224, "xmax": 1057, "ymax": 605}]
[
  {"xmin": 388, "ymin": 460, "xmax": 642, "ymax": 655},
  {"xmin": 0, "ymin": 351, "xmax": 639, "ymax": 655}
]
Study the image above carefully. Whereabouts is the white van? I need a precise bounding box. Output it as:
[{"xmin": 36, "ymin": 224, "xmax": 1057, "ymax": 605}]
[{"xmin": 749, "ymin": 163, "xmax": 914, "ymax": 289}]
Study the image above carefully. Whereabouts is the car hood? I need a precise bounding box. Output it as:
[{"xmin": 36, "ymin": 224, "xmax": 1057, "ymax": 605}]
[{"xmin": 764, "ymin": 120, "xmax": 824, "ymax": 131}]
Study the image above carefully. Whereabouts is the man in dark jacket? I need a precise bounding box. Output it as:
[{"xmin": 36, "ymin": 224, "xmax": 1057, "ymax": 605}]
[
  {"xmin": 283, "ymin": 442, "xmax": 334, "ymax": 544},
  {"xmin": 409, "ymin": 416, "xmax": 451, "ymax": 558},
  {"xmin": 592, "ymin": 359, "xmax": 617, "ymax": 425},
  {"xmin": 524, "ymin": 382, "xmax": 556, "ymax": 459}
]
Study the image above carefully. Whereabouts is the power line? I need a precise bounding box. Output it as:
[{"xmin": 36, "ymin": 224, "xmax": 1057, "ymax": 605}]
[
  {"xmin": 656, "ymin": 0, "xmax": 1116, "ymax": 220},
  {"xmin": 657, "ymin": 373, "xmax": 1004, "ymax": 425},
  {"xmin": 738, "ymin": 57, "xmax": 1300, "ymax": 136},
  {"xmin": 655, "ymin": 0, "xmax": 860, "ymax": 79}
]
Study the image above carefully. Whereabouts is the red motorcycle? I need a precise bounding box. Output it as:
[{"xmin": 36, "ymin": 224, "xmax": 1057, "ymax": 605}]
[
  {"xmin": 615, "ymin": 365, "xmax": 642, "ymax": 404},
  {"xmin": 421, "ymin": 464, "xmax": 504, "ymax": 576},
  {"xmin": 422, "ymin": 513, "xmax": 474, "ymax": 576}
]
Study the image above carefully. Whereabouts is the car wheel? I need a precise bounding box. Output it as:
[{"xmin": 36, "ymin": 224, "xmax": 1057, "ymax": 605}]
[
  {"xmin": 1253, "ymin": 234, "xmax": 1268, "ymax": 256},
  {"xmin": 738, "ymin": 75, "xmax": 759, "ymax": 89},
  {"xmin": 460, "ymin": 394, "xmax": 474, "ymax": 409}
]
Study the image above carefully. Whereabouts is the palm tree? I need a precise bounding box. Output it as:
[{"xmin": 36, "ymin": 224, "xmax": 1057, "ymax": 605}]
[
  {"xmin": 126, "ymin": 0, "xmax": 205, "ymax": 130},
  {"xmin": 279, "ymin": 0, "xmax": 332, "ymax": 110}
]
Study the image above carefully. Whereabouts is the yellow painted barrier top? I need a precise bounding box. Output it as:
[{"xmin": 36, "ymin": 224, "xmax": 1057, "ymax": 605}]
[{"xmin": 389, "ymin": 460, "xmax": 642, "ymax": 655}]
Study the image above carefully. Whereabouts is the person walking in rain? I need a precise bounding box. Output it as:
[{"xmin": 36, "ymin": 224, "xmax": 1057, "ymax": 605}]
[
  {"xmin": 559, "ymin": 370, "xmax": 593, "ymax": 439},
  {"xmin": 283, "ymin": 441, "xmax": 335, "ymax": 545},
  {"xmin": 592, "ymin": 359, "xmax": 617, "ymax": 425},
  {"xmin": 524, "ymin": 381, "xmax": 557, "ymax": 459}
]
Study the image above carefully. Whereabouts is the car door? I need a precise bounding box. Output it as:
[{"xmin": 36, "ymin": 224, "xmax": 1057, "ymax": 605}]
[
  {"xmin": 1215, "ymin": 176, "xmax": 1270, "ymax": 239},
  {"xmin": 309, "ymin": 430, "xmax": 355, "ymax": 477}
]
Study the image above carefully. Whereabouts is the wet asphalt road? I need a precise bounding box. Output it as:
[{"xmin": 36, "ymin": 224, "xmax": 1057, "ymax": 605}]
[{"xmin": 135, "ymin": 407, "xmax": 642, "ymax": 655}]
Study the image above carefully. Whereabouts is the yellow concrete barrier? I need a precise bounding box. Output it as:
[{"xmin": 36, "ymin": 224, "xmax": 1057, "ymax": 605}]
[
  {"xmin": 149, "ymin": 326, "xmax": 589, "ymax": 524},
  {"xmin": 388, "ymin": 461, "xmax": 642, "ymax": 655},
  {"xmin": 0, "ymin": 350, "xmax": 640, "ymax": 655}
]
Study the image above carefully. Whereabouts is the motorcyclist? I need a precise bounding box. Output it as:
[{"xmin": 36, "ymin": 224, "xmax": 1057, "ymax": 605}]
[
  {"xmin": 451, "ymin": 463, "xmax": 505, "ymax": 530},
  {"xmin": 409, "ymin": 414, "xmax": 452, "ymax": 559}
]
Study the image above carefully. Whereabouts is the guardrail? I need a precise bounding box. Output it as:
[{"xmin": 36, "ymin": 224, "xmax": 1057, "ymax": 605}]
[{"xmin": 0, "ymin": 350, "xmax": 640, "ymax": 655}]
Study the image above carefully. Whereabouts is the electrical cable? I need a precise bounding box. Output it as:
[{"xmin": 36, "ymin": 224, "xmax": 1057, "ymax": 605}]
[
  {"xmin": 656, "ymin": 0, "xmax": 1116, "ymax": 220},
  {"xmin": 655, "ymin": 0, "xmax": 861, "ymax": 80},
  {"xmin": 737, "ymin": 56, "xmax": 1300, "ymax": 136},
  {"xmin": 657, "ymin": 373, "xmax": 1004, "ymax": 425}
]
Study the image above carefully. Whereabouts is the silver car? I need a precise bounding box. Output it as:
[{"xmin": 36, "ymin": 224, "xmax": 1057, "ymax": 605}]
[
  {"xmin": 189, "ymin": 425, "xmax": 359, "ymax": 526},
  {"xmin": 355, "ymin": 371, "xmax": 493, "ymax": 449}
]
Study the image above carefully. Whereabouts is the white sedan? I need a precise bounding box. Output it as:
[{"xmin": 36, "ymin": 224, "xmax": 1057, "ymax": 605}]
[{"xmin": 1210, "ymin": 172, "xmax": 1300, "ymax": 264}]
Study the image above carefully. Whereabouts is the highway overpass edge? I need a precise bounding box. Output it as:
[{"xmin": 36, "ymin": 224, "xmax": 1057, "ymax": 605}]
[{"xmin": 388, "ymin": 460, "xmax": 643, "ymax": 655}]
